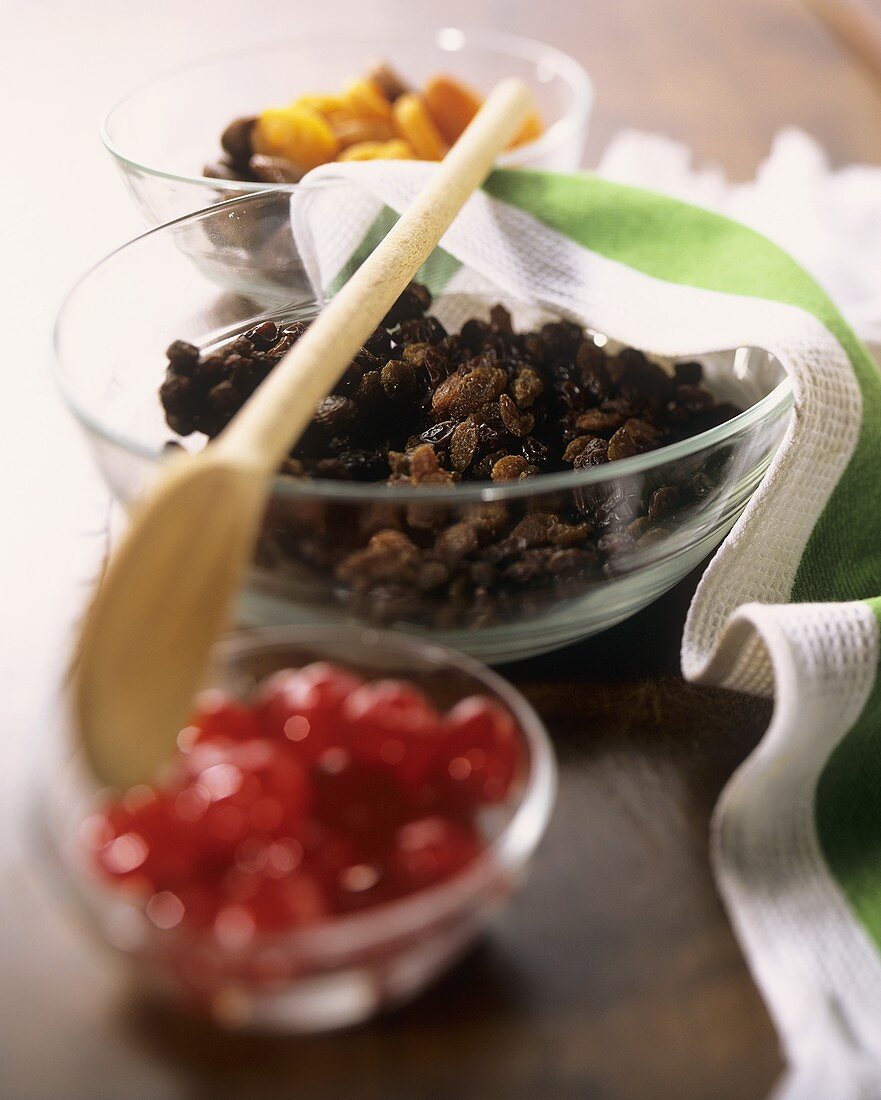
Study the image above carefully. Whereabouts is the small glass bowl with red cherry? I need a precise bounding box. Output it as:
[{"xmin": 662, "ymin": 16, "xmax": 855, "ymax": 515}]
[{"xmin": 42, "ymin": 626, "xmax": 555, "ymax": 1032}]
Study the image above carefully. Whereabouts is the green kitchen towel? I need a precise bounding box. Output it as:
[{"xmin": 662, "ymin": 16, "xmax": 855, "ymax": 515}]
[{"xmin": 295, "ymin": 162, "xmax": 881, "ymax": 1098}]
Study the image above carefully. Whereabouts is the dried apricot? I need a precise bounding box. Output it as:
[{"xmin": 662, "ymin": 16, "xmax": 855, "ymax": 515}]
[
  {"xmin": 423, "ymin": 75, "xmax": 483, "ymax": 144},
  {"xmin": 392, "ymin": 93, "xmax": 447, "ymax": 160},
  {"xmin": 343, "ymin": 79, "xmax": 393, "ymax": 120},
  {"xmin": 366, "ymin": 61, "xmax": 410, "ymax": 101},
  {"xmin": 253, "ymin": 106, "xmax": 339, "ymax": 170},
  {"xmin": 291, "ymin": 93, "xmax": 347, "ymax": 115},
  {"xmin": 338, "ymin": 139, "xmax": 416, "ymax": 162},
  {"xmin": 332, "ymin": 116, "xmax": 395, "ymax": 147}
]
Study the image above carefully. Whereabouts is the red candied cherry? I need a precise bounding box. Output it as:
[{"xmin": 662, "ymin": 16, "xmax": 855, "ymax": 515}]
[
  {"xmin": 311, "ymin": 747, "xmax": 413, "ymax": 853},
  {"xmin": 389, "ymin": 816, "xmax": 483, "ymax": 894},
  {"xmin": 181, "ymin": 689, "xmax": 261, "ymax": 750},
  {"xmin": 342, "ymin": 679, "xmax": 443, "ymax": 788},
  {"xmin": 88, "ymin": 786, "xmax": 204, "ymax": 893},
  {"xmin": 158, "ymin": 882, "xmax": 219, "ymax": 931},
  {"xmin": 439, "ymin": 696, "xmax": 523, "ymax": 805},
  {"xmin": 216, "ymin": 867, "xmax": 327, "ymax": 936},
  {"xmin": 299, "ymin": 820, "xmax": 359, "ymax": 886},
  {"xmin": 330, "ymin": 858, "xmax": 399, "ymax": 914},
  {"xmin": 188, "ymin": 739, "xmax": 312, "ymax": 854},
  {"xmin": 253, "ymin": 662, "xmax": 364, "ymax": 764}
]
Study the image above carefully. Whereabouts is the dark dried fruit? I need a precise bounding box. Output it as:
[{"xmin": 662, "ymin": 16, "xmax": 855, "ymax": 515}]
[
  {"xmin": 572, "ymin": 438, "xmax": 609, "ymax": 468},
  {"xmin": 248, "ymin": 154, "xmax": 304, "ymax": 184},
  {"xmin": 491, "ymin": 455, "xmax": 529, "ymax": 481},
  {"xmin": 159, "ymin": 284, "xmax": 743, "ymax": 631},
  {"xmin": 314, "ymin": 395, "xmax": 357, "ymax": 429},
  {"xmin": 165, "ymin": 340, "xmax": 200, "ymax": 377},
  {"xmin": 450, "ymin": 420, "xmax": 479, "ymax": 472},
  {"xmin": 647, "ymin": 485, "xmax": 679, "ymax": 523},
  {"xmin": 221, "ymin": 116, "xmax": 257, "ymax": 165},
  {"xmin": 498, "ymin": 393, "xmax": 535, "ymax": 437},
  {"xmin": 381, "ymin": 359, "xmax": 420, "ymax": 401},
  {"xmin": 574, "ymin": 409, "xmax": 624, "ymax": 436},
  {"xmin": 511, "ymin": 368, "xmax": 544, "ymax": 408},
  {"xmin": 674, "ymin": 361, "xmax": 703, "ymax": 386}
]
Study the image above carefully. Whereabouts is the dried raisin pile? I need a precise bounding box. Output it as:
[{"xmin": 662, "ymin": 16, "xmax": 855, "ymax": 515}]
[{"xmin": 159, "ymin": 284, "xmax": 741, "ymax": 629}]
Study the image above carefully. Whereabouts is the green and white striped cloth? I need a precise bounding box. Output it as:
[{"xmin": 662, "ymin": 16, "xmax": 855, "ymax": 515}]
[{"xmin": 296, "ymin": 163, "xmax": 881, "ymax": 1097}]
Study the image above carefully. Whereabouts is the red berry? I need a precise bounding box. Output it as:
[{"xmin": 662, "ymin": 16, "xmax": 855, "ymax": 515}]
[
  {"xmin": 219, "ymin": 868, "xmax": 327, "ymax": 932},
  {"xmin": 311, "ymin": 748, "xmax": 412, "ymax": 852},
  {"xmin": 342, "ymin": 680, "xmax": 443, "ymax": 788},
  {"xmin": 389, "ymin": 816, "xmax": 482, "ymax": 893},
  {"xmin": 186, "ymin": 690, "xmax": 261, "ymax": 747},
  {"xmin": 330, "ymin": 859, "xmax": 398, "ymax": 914},
  {"xmin": 92, "ymin": 787, "xmax": 204, "ymax": 892},
  {"xmin": 439, "ymin": 697, "xmax": 523, "ymax": 805},
  {"xmin": 253, "ymin": 663, "xmax": 363, "ymax": 763},
  {"xmin": 192, "ymin": 739, "xmax": 311, "ymax": 850},
  {"xmin": 299, "ymin": 821, "xmax": 359, "ymax": 886}
]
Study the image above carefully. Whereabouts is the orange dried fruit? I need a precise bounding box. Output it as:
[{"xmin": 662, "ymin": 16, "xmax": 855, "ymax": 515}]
[
  {"xmin": 338, "ymin": 139, "xmax": 416, "ymax": 161},
  {"xmin": 343, "ymin": 79, "xmax": 393, "ymax": 120},
  {"xmin": 391, "ymin": 93, "xmax": 447, "ymax": 161},
  {"xmin": 365, "ymin": 61, "xmax": 411, "ymax": 102},
  {"xmin": 254, "ymin": 106, "xmax": 339, "ymax": 170},
  {"xmin": 291, "ymin": 93, "xmax": 347, "ymax": 116},
  {"xmin": 423, "ymin": 75, "xmax": 483, "ymax": 144},
  {"xmin": 333, "ymin": 116, "xmax": 396, "ymax": 147}
]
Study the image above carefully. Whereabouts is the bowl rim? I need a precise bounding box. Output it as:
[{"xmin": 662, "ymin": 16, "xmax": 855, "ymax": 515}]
[
  {"xmin": 52, "ymin": 188, "xmax": 795, "ymax": 507},
  {"xmin": 38, "ymin": 624, "xmax": 558, "ymax": 957},
  {"xmin": 100, "ymin": 24, "xmax": 595, "ymax": 190}
]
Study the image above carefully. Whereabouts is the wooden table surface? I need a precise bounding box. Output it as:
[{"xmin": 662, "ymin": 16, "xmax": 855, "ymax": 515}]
[{"xmin": 5, "ymin": 1, "xmax": 881, "ymax": 1097}]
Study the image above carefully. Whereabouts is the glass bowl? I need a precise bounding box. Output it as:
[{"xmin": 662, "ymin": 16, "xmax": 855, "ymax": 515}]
[
  {"xmin": 102, "ymin": 27, "xmax": 593, "ymax": 227},
  {"xmin": 53, "ymin": 189, "xmax": 793, "ymax": 663},
  {"xmin": 36, "ymin": 626, "xmax": 556, "ymax": 1032}
]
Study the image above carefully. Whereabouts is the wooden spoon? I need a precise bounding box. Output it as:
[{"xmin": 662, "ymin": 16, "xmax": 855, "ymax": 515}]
[{"xmin": 75, "ymin": 78, "xmax": 533, "ymax": 791}]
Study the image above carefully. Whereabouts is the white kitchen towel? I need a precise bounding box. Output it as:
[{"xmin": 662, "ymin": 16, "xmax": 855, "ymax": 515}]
[{"xmin": 293, "ymin": 158, "xmax": 881, "ymax": 1098}]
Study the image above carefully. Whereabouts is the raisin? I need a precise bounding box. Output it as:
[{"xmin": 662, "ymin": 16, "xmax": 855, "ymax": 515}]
[
  {"xmin": 511, "ymin": 368, "xmax": 544, "ymax": 408},
  {"xmin": 460, "ymin": 318, "xmax": 489, "ymax": 350},
  {"xmin": 450, "ymin": 419, "xmax": 479, "ymax": 471},
  {"xmin": 573, "ymin": 438, "xmax": 609, "ymax": 468},
  {"xmin": 396, "ymin": 316, "xmax": 447, "ymax": 346},
  {"xmin": 408, "ymin": 443, "xmax": 440, "ymax": 481},
  {"xmin": 491, "ymin": 455, "xmax": 528, "ymax": 481},
  {"xmin": 574, "ymin": 409, "xmax": 624, "ymax": 436},
  {"xmin": 489, "ymin": 304, "xmax": 513, "ymax": 333},
  {"xmin": 383, "ymin": 283, "xmax": 432, "ymax": 327},
  {"xmin": 402, "ymin": 342, "xmax": 429, "ymax": 367},
  {"xmin": 423, "ymin": 346, "xmax": 451, "ymax": 385},
  {"xmin": 165, "ymin": 340, "xmax": 200, "ymax": 377},
  {"xmin": 314, "ymin": 395, "xmax": 357, "ymax": 429},
  {"xmin": 435, "ymin": 522, "xmax": 479, "ymax": 566},
  {"xmin": 381, "ymin": 359, "xmax": 420, "ymax": 401},
  {"xmin": 420, "ymin": 420, "xmax": 456, "ymax": 446},
  {"xmin": 674, "ymin": 361, "xmax": 703, "ymax": 386},
  {"xmin": 648, "ymin": 485, "xmax": 679, "ymax": 522},
  {"xmin": 364, "ymin": 327, "xmax": 394, "ymax": 359},
  {"xmin": 521, "ymin": 437, "xmax": 551, "ymax": 467},
  {"xmin": 511, "ymin": 513, "xmax": 558, "ymax": 546},
  {"xmin": 498, "ymin": 393, "xmax": 534, "ymax": 437}
]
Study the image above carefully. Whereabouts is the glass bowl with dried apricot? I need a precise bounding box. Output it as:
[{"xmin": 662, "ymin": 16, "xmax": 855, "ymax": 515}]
[{"xmin": 102, "ymin": 27, "xmax": 593, "ymax": 225}]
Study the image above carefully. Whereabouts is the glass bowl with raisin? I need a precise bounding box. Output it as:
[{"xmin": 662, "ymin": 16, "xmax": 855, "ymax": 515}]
[
  {"xmin": 53, "ymin": 189, "xmax": 793, "ymax": 662},
  {"xmin": 102, "ymin": 27, "xmax": 593, "ymax": 227},
  {"xmin": 36, "ymin": 625, "xmax": 556, "ymax": 1031}
]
